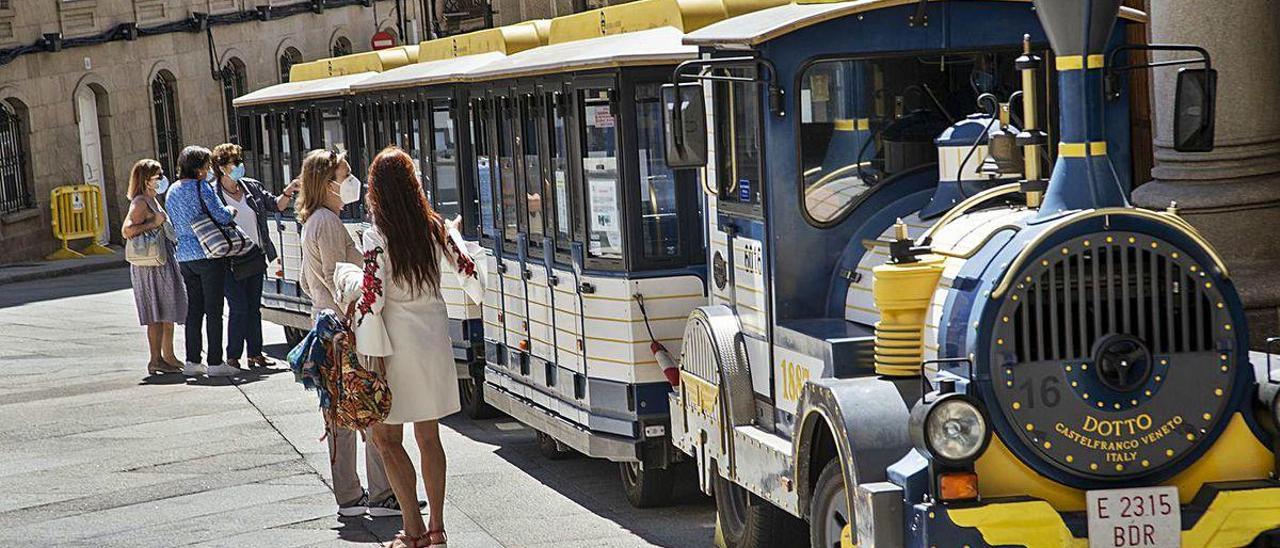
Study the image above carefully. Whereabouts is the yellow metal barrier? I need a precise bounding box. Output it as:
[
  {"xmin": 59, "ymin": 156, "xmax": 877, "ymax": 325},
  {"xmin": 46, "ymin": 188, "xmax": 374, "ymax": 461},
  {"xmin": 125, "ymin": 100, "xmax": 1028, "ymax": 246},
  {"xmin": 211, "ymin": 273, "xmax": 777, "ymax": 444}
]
[{"xmin": 47, "ymin": 184, "xmax": 113, "ymax": 260}]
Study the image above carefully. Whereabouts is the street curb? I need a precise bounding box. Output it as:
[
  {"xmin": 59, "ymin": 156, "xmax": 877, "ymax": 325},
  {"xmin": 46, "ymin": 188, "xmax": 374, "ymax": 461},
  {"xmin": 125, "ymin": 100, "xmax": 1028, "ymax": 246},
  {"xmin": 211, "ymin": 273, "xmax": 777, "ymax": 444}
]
[{"xmin": 0, "ymin": 251, "xmax": 128, "ymax": 286}]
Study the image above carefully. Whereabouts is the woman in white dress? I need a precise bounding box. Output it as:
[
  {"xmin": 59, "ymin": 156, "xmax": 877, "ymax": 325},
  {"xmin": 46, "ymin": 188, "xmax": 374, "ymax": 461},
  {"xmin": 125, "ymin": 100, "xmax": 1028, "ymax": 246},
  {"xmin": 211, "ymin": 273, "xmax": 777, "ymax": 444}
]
[{"xmin": 335, "ymin": 147, "xmax": 482, "ymax": 548}]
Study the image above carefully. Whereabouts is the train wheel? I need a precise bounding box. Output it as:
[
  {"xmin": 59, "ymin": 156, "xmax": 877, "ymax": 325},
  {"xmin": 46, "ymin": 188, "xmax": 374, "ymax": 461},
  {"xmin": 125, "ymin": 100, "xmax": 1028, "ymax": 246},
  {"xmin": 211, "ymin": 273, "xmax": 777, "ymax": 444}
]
[
  {"xmin": 620, "ymin": 461, "xmax": 674, "ymax": 508},
  {"xmin": 809, "ymin": 459, "xmax": 851, "ymax": 548},
  {"xmin": 536, "ymin": 431, "xmax": 574, "ymax": 460},
  {"xmin": 713, "ymin": 473, "xmax": 807, "ymax": 548},
  {"xmin": 284, "ymin": 327, "xmax": 306, "ymax": 348},
  {"xmin": 458, "ymin": 377, "xmax": 498, "ymax": 419}
]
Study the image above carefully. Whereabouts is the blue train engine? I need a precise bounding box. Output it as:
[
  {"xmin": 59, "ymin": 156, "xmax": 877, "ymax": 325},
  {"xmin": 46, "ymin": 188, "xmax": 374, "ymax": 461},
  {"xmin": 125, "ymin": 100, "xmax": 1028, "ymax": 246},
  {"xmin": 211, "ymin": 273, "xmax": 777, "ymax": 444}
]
[{"xmin": 664, "ymin": 0, "xmax": 1280, "ymax": 546}]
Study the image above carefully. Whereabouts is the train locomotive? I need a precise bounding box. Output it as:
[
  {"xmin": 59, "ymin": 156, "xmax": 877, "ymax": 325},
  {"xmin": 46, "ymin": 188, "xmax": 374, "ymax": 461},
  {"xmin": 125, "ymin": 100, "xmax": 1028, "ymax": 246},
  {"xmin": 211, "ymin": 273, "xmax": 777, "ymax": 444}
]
[{"xmin": 666, "ymin": 0, "xmax": 1280, "ymax": 546}]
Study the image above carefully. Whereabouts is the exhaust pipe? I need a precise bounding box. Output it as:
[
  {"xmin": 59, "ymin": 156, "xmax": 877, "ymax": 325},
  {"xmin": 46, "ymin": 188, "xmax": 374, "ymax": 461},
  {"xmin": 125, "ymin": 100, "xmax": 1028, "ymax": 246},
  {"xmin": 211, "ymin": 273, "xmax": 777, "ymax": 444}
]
[{"xmin": 1032, "ymin": 0, "xmax": 1127, "ymax": 216}]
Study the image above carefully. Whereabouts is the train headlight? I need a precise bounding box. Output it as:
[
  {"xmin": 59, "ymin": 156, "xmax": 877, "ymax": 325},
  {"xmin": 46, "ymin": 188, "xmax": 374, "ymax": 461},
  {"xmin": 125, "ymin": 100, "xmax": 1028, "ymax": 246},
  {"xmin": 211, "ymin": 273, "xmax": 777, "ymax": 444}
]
[{"xmin": 912, "ymin": 393, "xmax": 992, "ymax": 465}]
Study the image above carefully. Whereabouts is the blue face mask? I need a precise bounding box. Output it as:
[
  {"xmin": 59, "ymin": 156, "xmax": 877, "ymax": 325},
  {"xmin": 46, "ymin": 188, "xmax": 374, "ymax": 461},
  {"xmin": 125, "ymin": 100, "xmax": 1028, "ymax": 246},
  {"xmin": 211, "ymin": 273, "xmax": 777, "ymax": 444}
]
[
  {"xmin": 204, "ymin": 169, "xmax": 215, "ymax": 183},
  {"xmin": 155, "ymin": 176, "xmax": 170, "ymax": 194},
  {"xmin": 229, "ymin": 164, "xmax": 246, "ymax": 182}
]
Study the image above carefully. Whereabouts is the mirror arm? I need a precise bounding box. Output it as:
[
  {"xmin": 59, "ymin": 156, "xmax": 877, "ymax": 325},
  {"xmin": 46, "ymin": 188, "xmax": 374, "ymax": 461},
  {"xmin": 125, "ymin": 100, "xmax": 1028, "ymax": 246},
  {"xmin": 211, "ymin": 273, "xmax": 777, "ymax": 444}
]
[{"xmin": 1104, "ymin": 44, "xmax": 1212, "ymax": 100}]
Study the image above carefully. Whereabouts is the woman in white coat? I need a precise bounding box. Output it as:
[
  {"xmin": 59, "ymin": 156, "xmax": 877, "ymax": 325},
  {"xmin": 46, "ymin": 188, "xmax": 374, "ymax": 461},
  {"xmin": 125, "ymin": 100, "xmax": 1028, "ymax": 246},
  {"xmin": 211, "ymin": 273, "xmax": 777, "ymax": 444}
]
[{"xmin": 335, "ymin": 147, "xmax": 482, "ymax": 548}]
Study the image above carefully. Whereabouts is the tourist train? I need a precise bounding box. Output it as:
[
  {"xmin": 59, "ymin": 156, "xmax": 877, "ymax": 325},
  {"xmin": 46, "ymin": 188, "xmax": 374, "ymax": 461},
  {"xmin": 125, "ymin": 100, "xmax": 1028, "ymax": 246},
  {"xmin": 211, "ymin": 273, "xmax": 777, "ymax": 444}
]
[{"xmin": 237, "ymin": 0, "xmax": 1280, "ymax": 545}]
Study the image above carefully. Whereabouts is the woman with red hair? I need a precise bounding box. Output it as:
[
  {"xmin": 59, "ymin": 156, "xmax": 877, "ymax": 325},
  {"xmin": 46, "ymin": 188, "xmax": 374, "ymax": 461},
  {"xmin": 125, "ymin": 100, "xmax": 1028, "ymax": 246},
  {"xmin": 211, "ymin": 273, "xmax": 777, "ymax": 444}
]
[{"xmin": 335, "ymin": 147, "xmax": 483, "ymax": 548}]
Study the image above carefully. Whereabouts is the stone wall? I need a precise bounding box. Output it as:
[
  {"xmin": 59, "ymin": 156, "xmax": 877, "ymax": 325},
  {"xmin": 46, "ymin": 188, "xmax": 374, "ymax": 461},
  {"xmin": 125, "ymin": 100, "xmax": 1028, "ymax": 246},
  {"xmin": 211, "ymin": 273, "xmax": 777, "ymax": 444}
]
[{"xmin": 0, "ymin": 1, "xmax": 397, "ymax": 263}]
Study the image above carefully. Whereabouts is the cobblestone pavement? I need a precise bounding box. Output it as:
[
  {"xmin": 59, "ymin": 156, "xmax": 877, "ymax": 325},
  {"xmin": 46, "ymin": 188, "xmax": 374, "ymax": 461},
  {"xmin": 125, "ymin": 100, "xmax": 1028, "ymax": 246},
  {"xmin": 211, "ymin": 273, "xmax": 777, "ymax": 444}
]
[{"xmin": 0, "ymin": 267, "xmax": 714, "ymax": 547}]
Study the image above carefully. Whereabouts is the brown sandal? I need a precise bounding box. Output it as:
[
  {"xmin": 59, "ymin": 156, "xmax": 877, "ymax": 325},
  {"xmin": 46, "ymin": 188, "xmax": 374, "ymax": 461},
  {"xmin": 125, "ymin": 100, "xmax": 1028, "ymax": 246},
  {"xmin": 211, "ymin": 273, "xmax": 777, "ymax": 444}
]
[
  {"xmin": 390, "ymin": 531, "xmax": 427, "ymax": 548},
  {"xmin": 426, "ymin": 529, "xmax": 447, "ymax": 548},
  {"xmin": 148, "ymin": 360, "xmax": 182, "ymax": 375}
]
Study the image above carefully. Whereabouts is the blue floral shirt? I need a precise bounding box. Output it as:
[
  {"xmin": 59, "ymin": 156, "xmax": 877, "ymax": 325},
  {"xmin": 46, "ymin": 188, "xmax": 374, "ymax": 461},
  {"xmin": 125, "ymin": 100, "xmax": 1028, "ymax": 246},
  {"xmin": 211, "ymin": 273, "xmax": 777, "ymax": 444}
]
[{"xmin": 164, "ymin": 178, "xmax": 235, "ymax": 262}]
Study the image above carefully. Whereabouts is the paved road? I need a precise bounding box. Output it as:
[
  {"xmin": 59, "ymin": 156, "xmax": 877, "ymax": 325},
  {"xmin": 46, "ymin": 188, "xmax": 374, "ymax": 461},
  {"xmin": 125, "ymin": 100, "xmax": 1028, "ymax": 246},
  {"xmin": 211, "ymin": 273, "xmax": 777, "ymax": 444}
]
[{"xmin": 0, "ymin": 267, "xmax": 715, "ymax": 547}]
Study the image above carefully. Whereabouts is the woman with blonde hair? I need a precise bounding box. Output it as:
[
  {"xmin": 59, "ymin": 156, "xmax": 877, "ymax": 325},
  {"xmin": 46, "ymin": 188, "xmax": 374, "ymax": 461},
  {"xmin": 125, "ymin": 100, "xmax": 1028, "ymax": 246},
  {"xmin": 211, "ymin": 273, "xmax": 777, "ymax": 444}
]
[
  {"xmin": 335, "ymin": 146, "xmax": 483, "ymax": 548},
  {"xmin": 122, "ymin": 159, "xmax": 185, "ymax": 375},
  {"xmin": 297, "ymin": 149, "xmax": 397, "ymax": 518}
]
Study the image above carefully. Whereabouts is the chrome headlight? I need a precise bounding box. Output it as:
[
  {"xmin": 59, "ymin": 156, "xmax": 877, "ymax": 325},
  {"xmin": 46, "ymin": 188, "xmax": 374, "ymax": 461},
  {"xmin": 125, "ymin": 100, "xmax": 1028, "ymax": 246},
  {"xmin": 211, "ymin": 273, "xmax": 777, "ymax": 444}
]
[{"xmin": 911, "ymin": 392, "xmax": 992, "ymax": 465}]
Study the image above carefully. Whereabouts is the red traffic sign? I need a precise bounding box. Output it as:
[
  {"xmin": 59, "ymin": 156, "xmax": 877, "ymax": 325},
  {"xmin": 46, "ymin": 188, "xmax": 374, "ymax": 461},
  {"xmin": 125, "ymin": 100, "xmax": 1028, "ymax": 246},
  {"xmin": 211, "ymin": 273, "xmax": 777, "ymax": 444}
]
[{"xmin": 371, "ymin": 31, "xmax": 397, "ymax": 51}]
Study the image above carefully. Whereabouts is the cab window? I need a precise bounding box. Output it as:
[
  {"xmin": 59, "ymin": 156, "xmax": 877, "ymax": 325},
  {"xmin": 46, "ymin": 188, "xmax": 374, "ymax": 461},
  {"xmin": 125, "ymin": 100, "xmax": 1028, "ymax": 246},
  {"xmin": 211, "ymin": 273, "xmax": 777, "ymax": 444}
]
[
  {"xmin": 714, "ymin": 79, "xmax": 763, "ymax": 211},
  {"xmin": 580, "ymin": 88, "xmax": 622, "ymax": 261},
  {"xmin": 798, "ymin": 51, "xmax": 1033, "ymax": 225},
  {"xmin": 635, "ymin": 84, "xmax": 681, "ymax": 260}
]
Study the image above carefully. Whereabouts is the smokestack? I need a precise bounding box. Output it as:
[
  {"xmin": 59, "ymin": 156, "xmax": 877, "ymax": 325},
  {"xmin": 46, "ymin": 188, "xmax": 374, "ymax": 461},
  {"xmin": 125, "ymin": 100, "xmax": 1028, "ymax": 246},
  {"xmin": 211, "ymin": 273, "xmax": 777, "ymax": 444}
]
[{"xmin": 1033, "ymin": 0, "xmax": 1126, "ymax": 216}]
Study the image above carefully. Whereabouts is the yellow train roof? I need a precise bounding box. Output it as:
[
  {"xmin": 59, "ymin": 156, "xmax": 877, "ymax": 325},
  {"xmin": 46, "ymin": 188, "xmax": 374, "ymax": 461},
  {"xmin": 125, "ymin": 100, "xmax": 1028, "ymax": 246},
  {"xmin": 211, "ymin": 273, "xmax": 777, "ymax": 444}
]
[
  {"xmin": 418, "ymin": 20, "xmax": 550, "ymax": 62},
  {"xmin": 288, "ymin": 45, "xmax": 417, "ymax": 82},
  {"xmin": 684, "ymin": 0, "xmax": 1148, "ymax": 47}
]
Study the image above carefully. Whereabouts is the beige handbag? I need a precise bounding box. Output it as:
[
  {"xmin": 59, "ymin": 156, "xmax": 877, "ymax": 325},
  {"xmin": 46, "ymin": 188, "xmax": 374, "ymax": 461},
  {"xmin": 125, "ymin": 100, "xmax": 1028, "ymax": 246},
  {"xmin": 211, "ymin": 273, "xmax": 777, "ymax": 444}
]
[{"xmin": 126, "ymin": 229, "xmax": 166, "ymax": 267}]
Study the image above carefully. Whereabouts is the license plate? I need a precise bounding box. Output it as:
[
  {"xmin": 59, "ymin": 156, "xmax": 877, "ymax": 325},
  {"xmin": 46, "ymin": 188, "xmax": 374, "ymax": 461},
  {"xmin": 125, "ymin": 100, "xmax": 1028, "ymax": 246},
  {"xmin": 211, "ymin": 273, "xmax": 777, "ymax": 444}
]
[{"xmin": 1087, "ymin": 486, "xmax": 1181, "ymax": 548}]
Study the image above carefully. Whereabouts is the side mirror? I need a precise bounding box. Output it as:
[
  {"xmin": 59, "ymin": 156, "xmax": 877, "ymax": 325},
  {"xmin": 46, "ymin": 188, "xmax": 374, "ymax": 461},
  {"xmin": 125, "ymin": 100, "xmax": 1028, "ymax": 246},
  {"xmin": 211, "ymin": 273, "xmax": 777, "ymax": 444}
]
[
  {"xmin": 1173, "ymin": 67, "xmax": 1217, "ymax": 152},
  {"xmin": 662, "ymin": 82, "xmax": 708, "ymax": 168}
]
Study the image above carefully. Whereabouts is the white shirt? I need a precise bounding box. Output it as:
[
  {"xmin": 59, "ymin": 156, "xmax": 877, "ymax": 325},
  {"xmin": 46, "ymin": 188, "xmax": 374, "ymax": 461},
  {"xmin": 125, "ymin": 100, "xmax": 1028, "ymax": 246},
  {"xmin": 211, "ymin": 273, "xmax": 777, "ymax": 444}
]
[{"xmin": 223, "ymin": 189, "xmax": 261, "ymax": 248}]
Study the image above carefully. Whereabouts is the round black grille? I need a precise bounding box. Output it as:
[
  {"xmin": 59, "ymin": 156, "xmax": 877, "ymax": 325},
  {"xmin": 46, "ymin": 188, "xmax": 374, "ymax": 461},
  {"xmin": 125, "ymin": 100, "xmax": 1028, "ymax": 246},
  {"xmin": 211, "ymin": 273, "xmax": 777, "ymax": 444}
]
[{"xmin": 987, "ymin": 232, "xmax": 1237, "ymax": 483}]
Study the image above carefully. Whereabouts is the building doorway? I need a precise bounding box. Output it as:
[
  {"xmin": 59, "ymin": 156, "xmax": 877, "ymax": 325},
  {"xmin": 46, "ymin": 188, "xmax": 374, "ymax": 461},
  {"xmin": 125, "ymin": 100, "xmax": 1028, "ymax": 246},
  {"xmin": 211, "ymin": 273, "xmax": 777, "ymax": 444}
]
[{"xmin": 75, "ymin": 85, "xmax": 110, "ymax": 243}]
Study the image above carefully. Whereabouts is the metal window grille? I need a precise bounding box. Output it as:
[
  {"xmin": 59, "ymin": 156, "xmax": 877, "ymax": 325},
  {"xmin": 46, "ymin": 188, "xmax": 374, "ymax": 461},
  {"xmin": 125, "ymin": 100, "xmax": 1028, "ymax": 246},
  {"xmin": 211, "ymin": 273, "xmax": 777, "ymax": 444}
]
[
  {"xmin": 332, "ymin": 36, "xmax": 352, "ymax": 58},
  {"xmin": 221, "ymin": 60, "xmax": 247, "ymax": 144},
  {"xmin": 151, "ymin": 72, "xmax": 181, "ymax": 178},
  {"xmin": 279, "ymin": 47, "xmax": 302, "ymax": 83},
  {"xmin": 0, "ymin": 101, "xmax": 33, "ymax": 214}
]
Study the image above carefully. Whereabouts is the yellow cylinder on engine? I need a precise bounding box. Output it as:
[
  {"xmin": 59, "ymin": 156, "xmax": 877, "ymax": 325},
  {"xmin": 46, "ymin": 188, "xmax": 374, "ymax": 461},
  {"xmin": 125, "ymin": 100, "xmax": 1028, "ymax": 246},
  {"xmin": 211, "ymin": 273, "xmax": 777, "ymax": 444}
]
[{"xmin": 872, "ymin": 258, "xmax": 944, "ymax": 376}]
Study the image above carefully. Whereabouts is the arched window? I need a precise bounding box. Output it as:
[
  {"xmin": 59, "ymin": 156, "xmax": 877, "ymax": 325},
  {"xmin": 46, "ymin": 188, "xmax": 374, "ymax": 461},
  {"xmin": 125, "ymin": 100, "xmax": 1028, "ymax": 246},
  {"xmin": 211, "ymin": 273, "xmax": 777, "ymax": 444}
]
[
  {"xmin": 151, "ymin": 70, "xmax": 181, "ymax": 178},
  {"xmin": 279, "ymin": 46, "xmax": 302, "ymax": 83},
  {"xmin": 0, "ymin": 99, "xmax": 34, "ymax": 214},
  {"xmin": 332, "ymin": 36, "xmax": 353, "ymax": 57},
  {"xmin": 221, "ymin": 57, "xmax": 248, "ymax": 143}
]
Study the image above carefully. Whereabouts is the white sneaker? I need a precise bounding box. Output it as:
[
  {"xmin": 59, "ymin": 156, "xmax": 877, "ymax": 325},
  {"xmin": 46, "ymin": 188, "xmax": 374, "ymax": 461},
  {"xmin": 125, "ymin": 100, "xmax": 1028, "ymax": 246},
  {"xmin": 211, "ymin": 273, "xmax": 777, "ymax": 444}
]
[
  {"xmin": 183, "ymin": 362, "xmax": 207, "ymax": 377},
  {"xmin": 207, "ymin": 363, "xmax": 240, "ymax": 377}
]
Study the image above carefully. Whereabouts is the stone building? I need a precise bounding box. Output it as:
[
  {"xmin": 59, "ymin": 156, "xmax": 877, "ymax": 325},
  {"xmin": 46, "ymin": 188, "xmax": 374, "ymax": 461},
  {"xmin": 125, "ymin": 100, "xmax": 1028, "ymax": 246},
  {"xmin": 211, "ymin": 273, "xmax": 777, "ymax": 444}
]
[
  {"xmin": 0, "ymin": 1, "xmax": 416, "ymax": 262},
  {"xmin": 0, "ymin": 0, "xmax": 630, "ymax": 264}
]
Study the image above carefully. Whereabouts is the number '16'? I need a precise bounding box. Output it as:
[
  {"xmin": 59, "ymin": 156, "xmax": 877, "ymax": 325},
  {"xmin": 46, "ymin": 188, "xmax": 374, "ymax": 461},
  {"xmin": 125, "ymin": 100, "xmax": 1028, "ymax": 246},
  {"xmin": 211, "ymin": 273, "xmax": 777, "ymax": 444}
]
[{"xmin": 1018, "ymin": 376, "xmax": 1061, "ymax": 408}]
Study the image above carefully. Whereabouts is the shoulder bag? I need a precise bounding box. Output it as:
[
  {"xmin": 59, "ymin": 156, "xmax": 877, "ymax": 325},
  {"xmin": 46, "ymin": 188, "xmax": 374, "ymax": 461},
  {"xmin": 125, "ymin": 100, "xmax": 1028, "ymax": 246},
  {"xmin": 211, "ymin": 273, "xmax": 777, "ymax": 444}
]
[
  {"xmin": 125, "ymin": 198, "xmax": 167, "ymax": 267},
  {"xmin": 192, "ymin": 182, "xmax": 254, "ymax": 259}
]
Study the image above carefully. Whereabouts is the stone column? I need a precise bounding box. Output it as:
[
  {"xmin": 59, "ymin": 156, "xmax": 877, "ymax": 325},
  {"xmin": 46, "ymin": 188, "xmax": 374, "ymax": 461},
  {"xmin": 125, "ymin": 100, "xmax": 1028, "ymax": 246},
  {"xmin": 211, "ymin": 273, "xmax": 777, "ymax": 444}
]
[{"xmin": 1132, "ymin": 0, "xmax": 1280, "ymax": 346}]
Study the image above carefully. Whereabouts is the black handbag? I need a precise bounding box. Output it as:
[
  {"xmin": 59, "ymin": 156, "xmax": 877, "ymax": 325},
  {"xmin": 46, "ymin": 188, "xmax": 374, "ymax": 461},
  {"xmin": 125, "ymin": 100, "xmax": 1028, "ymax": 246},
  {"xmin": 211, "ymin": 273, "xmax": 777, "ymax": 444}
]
[{"xmin": 230, "ymin": 246, "xmax": 267, "ymax": 280}]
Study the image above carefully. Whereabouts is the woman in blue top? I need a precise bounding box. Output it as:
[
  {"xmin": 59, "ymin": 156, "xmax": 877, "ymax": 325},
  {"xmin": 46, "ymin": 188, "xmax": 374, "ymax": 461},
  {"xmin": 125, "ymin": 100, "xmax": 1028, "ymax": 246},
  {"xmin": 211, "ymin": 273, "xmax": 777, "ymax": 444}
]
[{"xmin": 164, "ymin": 146, "xmax": 239, "ymax": 377}]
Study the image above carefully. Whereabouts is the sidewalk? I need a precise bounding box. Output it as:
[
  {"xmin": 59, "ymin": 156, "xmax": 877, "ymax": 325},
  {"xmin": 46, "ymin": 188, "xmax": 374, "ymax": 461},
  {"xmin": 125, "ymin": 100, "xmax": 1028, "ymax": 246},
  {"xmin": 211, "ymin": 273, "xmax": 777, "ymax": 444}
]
[
  {"xmin": 0, "ymin": 268, "xmax": 715, "ymax": 547},
  {"xmin": 0, "ymin": 244, "xmax": 127, "ymax": 285}
]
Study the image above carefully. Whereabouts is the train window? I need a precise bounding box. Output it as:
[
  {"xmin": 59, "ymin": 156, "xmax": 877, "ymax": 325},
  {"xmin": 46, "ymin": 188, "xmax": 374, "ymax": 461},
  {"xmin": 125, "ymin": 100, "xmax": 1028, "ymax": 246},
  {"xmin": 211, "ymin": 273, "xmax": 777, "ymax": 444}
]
[
  {"xmin": 498, "ymin": 98, "xmax": 519, "ymax": 245},
  {"xmin": 278, "ymin": 112, "xmax": 293, "ymax": 191},
  {"xmin": 320, "ymin": 108, "xmax": 345, "ymax": 153},
  {"xmin": 432, "ymin": 103, "xmax": 460, "ymax": 221},
  {"xmin": 296, "ymin": 111, "xmax": 312, "ymax": 156},
  {"xmin": 635, "ymin": 84, "xmax": 680, "ymax": 259},
  {"xmin": 713, "ymin": 79, "xmax": 762, "ymax": 210},
  {"xmin": 472, "ymin": 101, "xmax": 497, "ymax": 241},
  {"xmin": 255, "ymin": 113, "xmax": 275, "ymax": 191},
  {"xmin": 798, "ymin": 51, "xmax": 1031, "ymax": 225},
  {"xmin": 521, "ymin": 96, "xmax": 545, "ymax": 249},
  {"xmin": 549, "ymin": 93, "xmax": 573, "ymax": 255},
  {"xmin": 408, "ymin": 101, "xmax": 424, "ymax": 178},
  {"xmin": 580, "ymin": 88, "xmax": 622, "ymax": 261}
]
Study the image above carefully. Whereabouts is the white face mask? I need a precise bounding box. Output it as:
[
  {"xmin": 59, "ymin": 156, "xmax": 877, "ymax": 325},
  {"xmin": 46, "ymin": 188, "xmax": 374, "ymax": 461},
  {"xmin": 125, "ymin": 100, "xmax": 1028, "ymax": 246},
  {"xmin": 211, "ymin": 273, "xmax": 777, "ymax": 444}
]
[
  {"xmin": 154, "ymin": 176, "xmax": 170, "ymax": 194},
  {"xmin": 338, "ymin": 174, "xmax": 362, "ymax": 205}
]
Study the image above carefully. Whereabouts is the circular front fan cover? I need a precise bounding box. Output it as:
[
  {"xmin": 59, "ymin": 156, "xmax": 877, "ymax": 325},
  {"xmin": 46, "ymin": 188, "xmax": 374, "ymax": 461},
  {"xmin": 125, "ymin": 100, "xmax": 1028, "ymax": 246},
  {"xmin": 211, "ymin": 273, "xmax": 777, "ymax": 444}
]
[{"xmin": 988, "ymin": 232, "xmax": 1237, "ymax": 482}]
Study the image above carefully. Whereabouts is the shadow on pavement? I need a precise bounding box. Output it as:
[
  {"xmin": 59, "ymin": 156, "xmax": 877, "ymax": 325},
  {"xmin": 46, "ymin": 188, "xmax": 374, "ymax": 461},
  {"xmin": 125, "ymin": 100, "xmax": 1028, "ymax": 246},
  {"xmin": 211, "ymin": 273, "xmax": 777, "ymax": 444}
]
[
  {"xmin": 138, "ymin": 364, "xmax": 292, "ymax": 387},
  {"xmin": 443, "ymin": 413, "xmax": 715, "ymax": 548},
  {"xmin": 0, "ymin": 266, "xmax": 132, "ymax": 309}
]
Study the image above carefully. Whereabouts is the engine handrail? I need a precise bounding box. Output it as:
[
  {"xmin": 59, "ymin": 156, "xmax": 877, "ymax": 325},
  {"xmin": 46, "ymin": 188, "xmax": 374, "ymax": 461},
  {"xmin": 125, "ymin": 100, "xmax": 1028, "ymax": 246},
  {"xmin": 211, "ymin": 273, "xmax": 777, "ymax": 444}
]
[{"xmin": 918, "ymin": 182, "xmax": 1022, "ymax": 244}]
